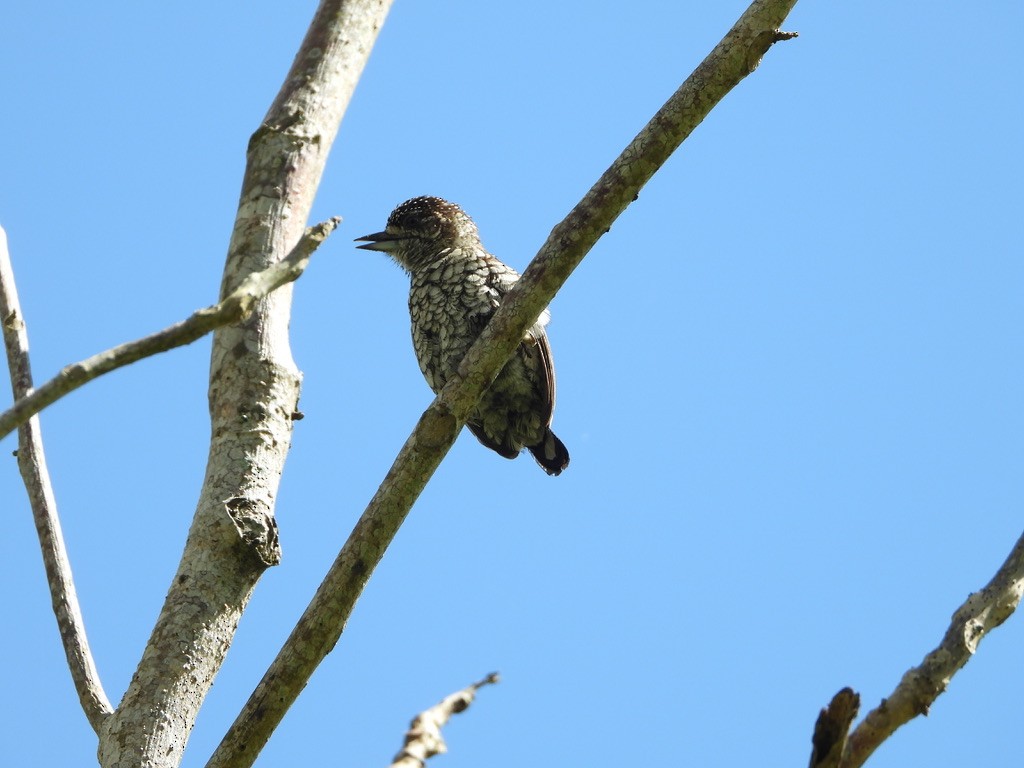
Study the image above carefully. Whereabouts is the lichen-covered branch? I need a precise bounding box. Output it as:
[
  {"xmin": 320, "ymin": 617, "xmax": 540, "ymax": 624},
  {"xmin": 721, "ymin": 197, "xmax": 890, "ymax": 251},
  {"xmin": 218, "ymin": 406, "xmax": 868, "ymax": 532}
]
[
  {"xmin": 94, "ymin": 1, "xmax": 390, "ymax": 766},
  {"xmin": 389, "ymin": 673, "xmax": 500, "ymax": 768},
  {"xmin": 0, "ymin": 218, "xmax": 338, "ymax": 443},
  {"xmin": 207, "ymin": 3, "xmax": 800, "ymax": 766},
  {"xmin": 1, "ymin": 226, "xmax": 114, "ymax": 732},
  {"xmin": 830, "ymin": 530, "xmax": 1024, "ymax": 767}
]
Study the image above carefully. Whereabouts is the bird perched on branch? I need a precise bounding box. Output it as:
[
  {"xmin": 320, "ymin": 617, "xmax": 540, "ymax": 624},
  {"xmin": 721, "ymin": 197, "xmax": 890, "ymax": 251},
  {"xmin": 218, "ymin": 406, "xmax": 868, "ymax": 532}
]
[{"xmin": 356, "ymin": 196, "xmax": 569, "ymax": 475}]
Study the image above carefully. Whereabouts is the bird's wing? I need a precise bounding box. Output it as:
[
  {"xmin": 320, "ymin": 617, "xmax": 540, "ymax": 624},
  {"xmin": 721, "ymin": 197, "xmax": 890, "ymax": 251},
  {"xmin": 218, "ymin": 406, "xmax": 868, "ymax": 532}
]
[
  {"xmin": 483, "ymin": 257, "xmax": 550, "ymax": 334},
  {"xmin": 531, "ymin": 327, "xmax": 557, "ymax": 427},
  {"xmin": 482, "ymin": 258, "xmax": 557, "ymax": 427}
]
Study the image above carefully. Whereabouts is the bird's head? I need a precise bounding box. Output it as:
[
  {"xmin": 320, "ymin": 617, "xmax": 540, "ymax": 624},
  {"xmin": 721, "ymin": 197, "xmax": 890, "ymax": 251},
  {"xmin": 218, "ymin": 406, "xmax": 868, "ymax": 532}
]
[{"xmin": 356, "ymin": 196, "xmax": 481, "ymax": 273}]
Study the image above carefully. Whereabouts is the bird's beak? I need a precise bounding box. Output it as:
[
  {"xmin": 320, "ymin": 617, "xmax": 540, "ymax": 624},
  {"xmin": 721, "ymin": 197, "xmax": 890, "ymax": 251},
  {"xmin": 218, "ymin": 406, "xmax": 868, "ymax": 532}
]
[{"xmin": 355, "ymin": 231, "xmax": 400, "ymax": 252}]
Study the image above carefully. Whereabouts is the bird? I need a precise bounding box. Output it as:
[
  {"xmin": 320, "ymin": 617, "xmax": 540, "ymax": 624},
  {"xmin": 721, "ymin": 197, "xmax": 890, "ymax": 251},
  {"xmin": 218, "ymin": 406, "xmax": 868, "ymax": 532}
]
[{"xmin": 356, "ymin": 196, "xmax": 569, "ymax": 475}]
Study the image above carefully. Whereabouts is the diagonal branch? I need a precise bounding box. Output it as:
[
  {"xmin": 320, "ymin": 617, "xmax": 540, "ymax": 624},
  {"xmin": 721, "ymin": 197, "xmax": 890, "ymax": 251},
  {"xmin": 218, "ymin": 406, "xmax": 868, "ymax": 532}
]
[
  {"xmin": 0, "ymin": 217, "xmax": 339, "ymax": 443},
  {"xmin": 0, "ymin": 225, "xmax": 114, "ymax": 731},
  {"xmin": 206, "ymin": 3, "xmax": 800, "ymax": 766},
  {"xmin": 389, "ymin": 673, "xmax": 500, "ymax": 768},
  {"xmin": 834, "ymin": 530, "xmax": 1024, "ymax": 767}
]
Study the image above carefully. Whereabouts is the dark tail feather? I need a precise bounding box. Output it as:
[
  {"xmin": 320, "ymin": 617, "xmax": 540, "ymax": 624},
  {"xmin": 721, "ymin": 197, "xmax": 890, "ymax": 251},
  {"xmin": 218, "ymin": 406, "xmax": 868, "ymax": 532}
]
[{"xmin": 529, "ymin": 429, "xmax": 570, "ymax": 476}]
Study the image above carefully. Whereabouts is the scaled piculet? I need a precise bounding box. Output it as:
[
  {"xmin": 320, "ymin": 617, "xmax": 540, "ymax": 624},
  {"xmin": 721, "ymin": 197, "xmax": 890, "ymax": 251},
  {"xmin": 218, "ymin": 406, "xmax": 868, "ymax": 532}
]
[{"xmin": 356, "ymin": 196, "xmax": 570, "ymax": 475}]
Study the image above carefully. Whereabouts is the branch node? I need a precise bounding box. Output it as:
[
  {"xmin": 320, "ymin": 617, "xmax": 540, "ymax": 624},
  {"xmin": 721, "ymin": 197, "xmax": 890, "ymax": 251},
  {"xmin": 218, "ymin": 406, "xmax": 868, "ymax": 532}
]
[{"xmin": 224, "ymin": 496, "xmax": 282, "ymax": 568}]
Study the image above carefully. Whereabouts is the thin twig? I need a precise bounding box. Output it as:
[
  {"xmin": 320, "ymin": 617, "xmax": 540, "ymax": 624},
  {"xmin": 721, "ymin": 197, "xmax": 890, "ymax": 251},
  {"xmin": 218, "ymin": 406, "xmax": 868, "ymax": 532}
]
[
  {"xmin": 389, "ymin": 673, "xmax": 500, "ymax": 768},
  {"xmin": 0, "ymin": 225, "xmax": 114, "ymax": 731},
  {"xmin": 835, "ymin": 530, "xmax": 1024, "ymax": 766},
  {"xmin": 206, "ymin": 3, "xmax": 800, "ymax": 767},
  {"xmin": 0, "ymin": 217, "xmax": 339, "ymax": 442}
]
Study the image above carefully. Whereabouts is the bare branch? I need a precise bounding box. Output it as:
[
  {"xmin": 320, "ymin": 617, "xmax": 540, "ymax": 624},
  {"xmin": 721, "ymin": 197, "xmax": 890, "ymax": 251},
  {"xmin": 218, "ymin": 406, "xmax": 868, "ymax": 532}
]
[
  {"xmin": 834, "ymin": 530, "xmax": 1024, "ymax": 766},
  {"xmin": 207, "ymin": 3, "xmax": 800, "ymax": 766},
  {"xmin": 97, "ymin": 1, "xmax": 390, "ymax": 765},
  {"xmin": 0, "ymin": 217, "xmax": 339, "ymax": 442},
  {"xmin": 0, "ymin": 225, "xmax": 114, "ymax": 731},
  {"xmin": 389, "ymin": 673, "xmax": 500, "ymax": 768}
]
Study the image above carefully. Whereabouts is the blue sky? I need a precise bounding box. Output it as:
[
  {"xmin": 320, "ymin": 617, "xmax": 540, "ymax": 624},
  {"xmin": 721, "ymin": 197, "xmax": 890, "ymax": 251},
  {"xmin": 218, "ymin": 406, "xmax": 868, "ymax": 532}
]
[{"xmin": 2, "ymin": 2, "xmax": 1022, "ymax": 766}]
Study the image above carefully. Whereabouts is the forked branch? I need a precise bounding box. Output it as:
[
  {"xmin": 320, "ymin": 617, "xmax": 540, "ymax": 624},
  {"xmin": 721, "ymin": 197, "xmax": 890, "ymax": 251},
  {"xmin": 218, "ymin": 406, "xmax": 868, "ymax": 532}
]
[{"xmin": 819, "ymin": 529, "xmax": 1024, "ymax": 767}]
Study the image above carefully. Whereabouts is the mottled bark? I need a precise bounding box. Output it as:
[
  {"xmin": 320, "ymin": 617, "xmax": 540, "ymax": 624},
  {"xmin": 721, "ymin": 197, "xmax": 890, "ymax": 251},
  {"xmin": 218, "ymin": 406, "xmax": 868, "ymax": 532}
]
[{"xmin": 95, "ymin": 2, "xmax": 392, "ymax": 766}]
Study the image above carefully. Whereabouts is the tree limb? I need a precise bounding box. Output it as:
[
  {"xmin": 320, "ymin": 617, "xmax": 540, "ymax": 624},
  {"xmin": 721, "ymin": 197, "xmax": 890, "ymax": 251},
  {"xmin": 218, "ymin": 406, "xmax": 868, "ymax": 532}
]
[
  {"xmin": 0, "ymin": 217, "xmax": 339, "ymax": 443},
  {"xmin": 96, "ymin": 1, "xmax": 390, "ymax": 766},
  {"xmin": 0, "ymin": 225, "xmax": 114, "ymax": 732},
  {"xmin": 831, "ymin": 530, "xmax": 1024, "ymax": 766},
  {"xmin": 206, "ymin": 3, "xmax": 800, "ymax": 766},
  {"xmin": 389, "ymin": 673, "xmax": 500, "ymax": 768}
]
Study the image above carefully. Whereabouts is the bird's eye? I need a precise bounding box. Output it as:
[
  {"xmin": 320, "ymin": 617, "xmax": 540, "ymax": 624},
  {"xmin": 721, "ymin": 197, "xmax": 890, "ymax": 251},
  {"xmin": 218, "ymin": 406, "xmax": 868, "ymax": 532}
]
[{"xmin": 407, "ymin": 214, "xmax": 440, "ymax": 239}]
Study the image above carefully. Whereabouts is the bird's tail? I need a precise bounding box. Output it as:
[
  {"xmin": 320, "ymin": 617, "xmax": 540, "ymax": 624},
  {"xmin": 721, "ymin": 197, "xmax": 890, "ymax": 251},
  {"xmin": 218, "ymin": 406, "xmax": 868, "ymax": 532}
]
[{"xmin": 529, "ymin": 429, "xmax": 570, "ymax": 476}]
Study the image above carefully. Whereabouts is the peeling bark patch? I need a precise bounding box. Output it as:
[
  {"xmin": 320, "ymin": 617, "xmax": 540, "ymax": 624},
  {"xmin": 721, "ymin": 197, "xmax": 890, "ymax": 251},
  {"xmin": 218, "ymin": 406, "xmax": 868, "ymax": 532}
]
[{"xmin": 224, "ymin": 497, "xmax": 282, "ymax": 567}]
